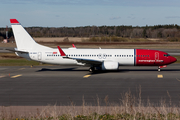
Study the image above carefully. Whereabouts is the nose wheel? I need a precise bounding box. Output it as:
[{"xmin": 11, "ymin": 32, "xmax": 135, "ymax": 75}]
[{"xmin": 158, "ymin": 65, "xmax": 167, "ymax": 72}]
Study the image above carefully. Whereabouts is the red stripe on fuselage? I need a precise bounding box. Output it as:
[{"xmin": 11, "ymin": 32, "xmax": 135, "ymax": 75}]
[{"xmin": 136, "ymin": 49, "xmax": 172, "ymax": 66}]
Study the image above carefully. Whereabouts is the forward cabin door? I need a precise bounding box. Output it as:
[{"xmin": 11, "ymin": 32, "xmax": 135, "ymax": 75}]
[{"xmin": 155, "ymin": 52, "xmax": 159, "ymax": 64}]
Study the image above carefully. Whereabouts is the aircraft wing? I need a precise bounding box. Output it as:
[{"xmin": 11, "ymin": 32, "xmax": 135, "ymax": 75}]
[
  {"xmin": 72, "ymin": 58, "xmax": 102, "ymax": 65},
  {"xmin": 57, "ymin": 46, "xmax": 102, "ymax": 65}
]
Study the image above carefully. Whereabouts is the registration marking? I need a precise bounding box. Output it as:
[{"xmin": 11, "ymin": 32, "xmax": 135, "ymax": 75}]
[
  {"xmin": 83, "ymin": 75, "xmax": 91, "ymax": 78},
  {"xmin": 11, "ymin": 74, "xmax": 22, "ymax": 78},
  {"xmin": 157, "ymin": 74, "xmax": 163, "ymax": 78}
]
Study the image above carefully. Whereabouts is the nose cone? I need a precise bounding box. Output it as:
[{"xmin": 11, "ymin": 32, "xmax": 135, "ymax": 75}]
[{"xmin": 170, "ymin": 56, "xmax": 177, "ymax": 63}]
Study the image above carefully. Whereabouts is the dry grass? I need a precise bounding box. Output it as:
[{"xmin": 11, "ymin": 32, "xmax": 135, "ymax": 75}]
[
  {"xmin": 1, "ymin": 37, "xmax": 180, "ymax": 49},
  {"xmin": 33, "ymin": 37, "xmax": 88, "ymax": 42},
  {"xmin": 0, "ymin": 87, "xmax": 180, "ymax": 120}
]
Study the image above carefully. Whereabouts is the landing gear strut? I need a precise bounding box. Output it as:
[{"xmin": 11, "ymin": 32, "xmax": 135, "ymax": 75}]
[{"xmin": 158, "ymin": 65, "xmax": 167, "ymax": 72}]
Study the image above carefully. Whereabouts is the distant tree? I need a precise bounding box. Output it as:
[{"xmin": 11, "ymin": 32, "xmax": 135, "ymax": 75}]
[
  {"xmin": 142, "ymin": 29, "xmax": 147, "ymax": 38},
  {"xmin": 157, "ymin": 32, "xmax": 163, "ymax": 38}
]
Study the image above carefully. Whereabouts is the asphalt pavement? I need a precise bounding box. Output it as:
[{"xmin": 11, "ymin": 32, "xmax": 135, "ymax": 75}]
[{"xmin": 0, "ymin": 64, "xmax": 179, "ymax": 106}]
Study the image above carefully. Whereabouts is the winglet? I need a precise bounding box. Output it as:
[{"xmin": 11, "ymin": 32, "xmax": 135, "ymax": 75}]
[
  {"xmin": 72, "ymin": 44, "xmax": 76, "ymax": 48},
  {"xmin": 57, "ymin": 46, "xmax": 66, "ymax": 57},
  {"xmin": 10, "ymin": 19, "xmax": 20, "ymax": 24}
]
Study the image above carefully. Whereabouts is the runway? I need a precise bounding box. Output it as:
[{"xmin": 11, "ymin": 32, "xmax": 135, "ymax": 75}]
[{"xmin": 0, "ymin": 64, "xmax": 180, "ymax": 106}]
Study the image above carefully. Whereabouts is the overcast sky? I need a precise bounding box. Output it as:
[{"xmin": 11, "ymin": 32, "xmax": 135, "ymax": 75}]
[{"xmin": 1, "ymin": 0, "xmax": 180, "ymax": 27}]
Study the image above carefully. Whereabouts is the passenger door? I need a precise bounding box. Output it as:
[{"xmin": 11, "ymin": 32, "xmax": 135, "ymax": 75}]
[
  {"xmin": 155, "ymin": 52, "xmax": 159, "ymax": 64},
  {"xmin": 38, "ymin": 52, "xmax": 42, "ymax": 60}
]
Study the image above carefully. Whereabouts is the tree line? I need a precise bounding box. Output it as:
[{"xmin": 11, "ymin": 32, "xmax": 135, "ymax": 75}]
[{"xmin": 0, "ymin": 24, "xmax": 180, "ymax": 41}]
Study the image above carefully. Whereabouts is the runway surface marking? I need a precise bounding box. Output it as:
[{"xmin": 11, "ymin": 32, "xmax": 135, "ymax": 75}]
[
  {"xmin": 11, "ymin": 74, "xmax": 22, "ymax": 78},
  {"xmin": 176, "ymin": 78, "xmax": 180, "ymax": 82},
  {"xmin": 18, "ymin": 68, "xmax": 25, "ymax": 70},
  {"xmin": 0, "ymin": 76, "xmax": 5, "ymax": 78},
  {"xmin": 157, "ymin": 74, "xmax": 163, "ymax": 78},
  {"xmin": 83, "ymin": 74, "xmax": 91, "ymax": 78}
]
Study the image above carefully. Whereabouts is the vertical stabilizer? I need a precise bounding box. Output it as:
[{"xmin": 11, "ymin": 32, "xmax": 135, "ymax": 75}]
[{"xmin": 10, "ymin": 19, "xmax": 37, "ymax": 50}]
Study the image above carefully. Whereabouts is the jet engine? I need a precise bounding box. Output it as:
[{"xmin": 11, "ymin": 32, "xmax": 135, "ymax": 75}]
[{"xmin": 102, "ymin": 61, "xmax": 119, "ymax": 70}]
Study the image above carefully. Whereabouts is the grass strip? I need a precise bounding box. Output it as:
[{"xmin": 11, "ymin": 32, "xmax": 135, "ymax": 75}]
[{"xmin": 0, "ymin": 59, "xmax": 41, "ymax": 66}]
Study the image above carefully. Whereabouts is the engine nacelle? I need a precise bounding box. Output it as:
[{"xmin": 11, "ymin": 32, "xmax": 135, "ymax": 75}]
[{"xmin": 102, "ymin": 61, "xmax": 119, "ymax": 70}]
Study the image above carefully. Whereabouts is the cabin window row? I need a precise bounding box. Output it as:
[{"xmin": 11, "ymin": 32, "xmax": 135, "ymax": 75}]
[
  {"xmin": 135, "ymin": 55, "xmax": 149, "ymax": 57},
  {"xmin": 46, "ymin": 54, "xmax": 113, "ymax": 57},
  {"xmin": 67, "ymin": 55, "xmax": 112, "ymax": 57},
  {"xmin": 115, "ymin": 55, "xmax": 133, "ymax": 57},
  {"xmin": 47, "ymin": 54, "xmax": 60, "ymax": 56}
]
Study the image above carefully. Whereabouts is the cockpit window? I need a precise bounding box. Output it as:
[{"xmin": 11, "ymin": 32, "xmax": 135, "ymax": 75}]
[{"xmin": 164, "ymin": 54, "xmax": 170, "ymax": 57}]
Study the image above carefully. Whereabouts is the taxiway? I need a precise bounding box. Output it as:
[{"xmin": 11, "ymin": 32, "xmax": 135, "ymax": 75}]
[{"xmin": 0, "ymin": 64, "xmax": 179, "ymax": 106}]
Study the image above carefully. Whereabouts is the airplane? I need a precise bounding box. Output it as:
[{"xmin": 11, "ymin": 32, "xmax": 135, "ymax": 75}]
[{"xmin": 9, "ymin": 19, "xmax": 177, "ymax": 72}]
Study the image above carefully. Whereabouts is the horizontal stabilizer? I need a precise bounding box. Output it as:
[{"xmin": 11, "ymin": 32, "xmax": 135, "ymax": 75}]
[{"xmin": 3, "ymin": 48, "xmax": 28, "ymax": 53}]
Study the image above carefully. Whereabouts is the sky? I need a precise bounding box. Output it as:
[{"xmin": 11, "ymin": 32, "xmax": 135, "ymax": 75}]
[{"xmin": 1, "ymin": 0, "xmax": 180, "ymax": 27}]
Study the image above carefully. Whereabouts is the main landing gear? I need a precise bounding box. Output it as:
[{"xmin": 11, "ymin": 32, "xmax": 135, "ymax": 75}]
[
  {"xmin": 89, "ymin": 67, "xmax": 95, "ymax": 73},
  {"xmin": 89, "ymin": 66, "xmax": 102, "ymax": 73}
]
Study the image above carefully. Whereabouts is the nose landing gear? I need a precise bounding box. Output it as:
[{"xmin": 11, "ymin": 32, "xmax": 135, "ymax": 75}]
[{"xmin": 158, "ymin": 65, "xmax": 167, "ymax": 72}]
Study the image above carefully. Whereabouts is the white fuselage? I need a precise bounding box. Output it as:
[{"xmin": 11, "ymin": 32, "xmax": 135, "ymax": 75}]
[{"xmin": 16, "ymin": 48, "xmax": 135, "ymax": 66}]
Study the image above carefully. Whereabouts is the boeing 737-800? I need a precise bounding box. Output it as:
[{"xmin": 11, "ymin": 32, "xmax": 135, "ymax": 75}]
[{"xmin": 10, "ymin": 19, "xmax": 177, "ymax": 72}]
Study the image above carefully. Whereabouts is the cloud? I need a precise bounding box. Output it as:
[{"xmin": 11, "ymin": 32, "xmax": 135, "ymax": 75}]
[
  {"xmin": 110, "ymin": 16, "xmax": 121, "ymax": 20},
  {"xmin": 165, "ymin": 16, "xmax": 180, "ymax": 19}
]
